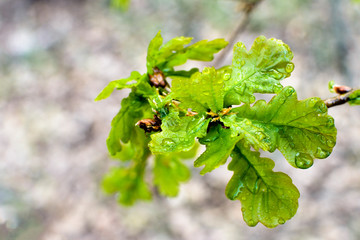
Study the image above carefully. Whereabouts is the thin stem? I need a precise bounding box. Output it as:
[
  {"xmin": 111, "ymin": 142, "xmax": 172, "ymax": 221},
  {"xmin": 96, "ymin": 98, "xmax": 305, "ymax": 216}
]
[
  {"xmin": 324, "ymin": 89, "xmax": 358, "ymax": 108},
  {"xmin": 214, "ymin": 0, "xmax": 263, "ymax": 68}
]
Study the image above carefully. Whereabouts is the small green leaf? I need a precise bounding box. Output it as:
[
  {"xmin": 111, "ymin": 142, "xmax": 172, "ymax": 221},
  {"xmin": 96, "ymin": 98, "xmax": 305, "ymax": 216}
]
[
  {"xmin": 107, "ymin": 93, "xmax": 153, "ymax": 156},
  {"xmin": 225, "ymin": 144, "xmax": 300, "ymax": 228},
  {"xmin": 349, "ymin": 89, "xmax": 360, "ymax": 105},
  {"xmin": 102, "ymin": 163, "xmax": 151, "ymax": 205},
  {"xmin": 224, "ymin": 36, "xmax": 294, "ymax": 105},
  {"xmin": 231, "ymin": 86, "xmax": 337, "ymax": 168},
  {"xmin": 149, "ymin": 110, "xmax": 210, "ymax": 154},
  {"xmin": 185, "ymin": 39, "xmax": 228, "ymax": 61},
  {"xmin": 172, "ymin": 67, "xmax": 225, "ymax": 113},
  {"xmin": 195, "ymin": 125, "xmax": 240, "ymax": 174},
  {"xmin": 95, "ymin": 71, "xmax": 142, "ymax": 101},
  {"xmin": 153, "ymin": 154, "xmax": 191, "ymax": 197},
  {"xmin": 146, "ymin": 32, "xmax": 227, "ymax": 72}
]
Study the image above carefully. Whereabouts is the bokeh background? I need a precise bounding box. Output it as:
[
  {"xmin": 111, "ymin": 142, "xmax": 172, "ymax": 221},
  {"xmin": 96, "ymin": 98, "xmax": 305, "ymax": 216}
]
[{"xmin": 1, "ymin": 0, "xmax": 360, "ymax": 239}]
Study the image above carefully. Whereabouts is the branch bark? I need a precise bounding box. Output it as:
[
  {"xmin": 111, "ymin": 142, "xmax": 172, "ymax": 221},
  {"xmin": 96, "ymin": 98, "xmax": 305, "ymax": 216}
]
[{"xmin": 324, "ymin": 88, "xmax": 358, "ymax": 108}]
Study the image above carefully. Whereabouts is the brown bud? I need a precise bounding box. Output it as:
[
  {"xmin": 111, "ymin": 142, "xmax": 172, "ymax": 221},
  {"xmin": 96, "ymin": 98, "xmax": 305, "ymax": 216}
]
[
  {"xmin": 136, "ymin": 115, "xmax": 162, "ymax": 133},
  {"xmin": 333, "ymin": 85, "xmax": 352, "ymax": 94},
  {"xmin": 149, "ymin": 67, "xmax": 167, "ymax": 88}
]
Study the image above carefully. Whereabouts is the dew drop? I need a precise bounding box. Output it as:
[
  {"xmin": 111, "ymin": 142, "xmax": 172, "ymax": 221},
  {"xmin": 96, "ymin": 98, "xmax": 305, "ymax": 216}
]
[
  {"xmin": 203, "ymin": 68, "xmax": 210, "ymax": 74},
  {"xmin": 295, "ymin": 153, "xmax": 314, "ymax": 169},
  {"xmin": 285, "ymin": 87, "xmax": 295, "ymax": 97},
  {"xmin": 327, "ymin": 117, "xmax": 335, "ymax": 127},
  {"xmin": 241, "ymin": 196, "xmax": 247, "ymax": 201},
  {"xmin": 315, "ymin": 147, "xmax": 330, "ymax": 159},
  {"xmin": 289, "ymin": 142, "xmax": 295, "ymax": 148},
  {"xmin": 285, "ymin": 62, "xmax": 294, "ymax": 73},
  {"xmin": 278, "ymin": 218, "xmax": 285, "ymax": 225},
  {"xmin": 241, "ymin": 207, "xmax": 246, "ymax": 212},
  {"xmin": 315, "ymin": 101, "xmax": 327, "ymax": 113},
  {"xmin": 245, "ymin": 119, "xmax": 252, "ymax": 125},
  {"xmin": 247, "ymin": 219, "xmax": 256, "ymax": 226},
  {"xmin": 249, "ymin": 206, "xmax": 253, "ymax": 210},
  {"xmin": 223, "ymin": 73, "xmax": 231, "ymax": 81},
  {"xmin": 255, "ymin": 132, "xmax": 265, "ymax": 140},
  {"xmin": 161, "ymin": 138, "xmax": 175, "ymax": 146},
  {"xmin": 240, "ymin": 60, "xmax": 246, "ymax": 66}
]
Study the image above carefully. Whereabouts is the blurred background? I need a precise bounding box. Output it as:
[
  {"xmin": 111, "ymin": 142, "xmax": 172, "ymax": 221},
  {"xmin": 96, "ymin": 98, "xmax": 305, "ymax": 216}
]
[{"xmin": 1, "ymin": 0, "xmax": 360, "ymax": 239}]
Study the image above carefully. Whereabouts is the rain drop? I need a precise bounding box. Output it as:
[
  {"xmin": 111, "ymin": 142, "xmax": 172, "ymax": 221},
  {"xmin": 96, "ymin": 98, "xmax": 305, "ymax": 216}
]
[
  {"xmin": 161, "ymin": 138, "xmax": 175, "ymax": 146},
  {"xmin": 295, "ymin": 153, "xmax": 314, "ymax": 169},
  {"xmin": 278, "ymin": 218, "xmax": 285, "ymax": 225},
  {"xmin": 285, "ymin": 87, "xmax": 295, "ymax": 97},
  {"xmin": 315, "ymin": 147, "xmax": 330, "ymax": 159},
  {"xmin": 327, "ymin": 139, "xmax": 335, "ymax": 148},
  {"xmin": 223, "ymin": 73, "xmax": 231, "ymax": 81},
  {"xmin": 285, "ymin": 62, "xmax": 294, "ymax": 73},
  {"xmin": 203, "ymin": 68, "xmax": 210, "ymax": 74},
  {"xmin": 327, "ymin": 117, "xmax": 335, "ymax": 127},
  {"xmin": 247, "ymin": 219, "xmax": 256, "ymax": 226}
]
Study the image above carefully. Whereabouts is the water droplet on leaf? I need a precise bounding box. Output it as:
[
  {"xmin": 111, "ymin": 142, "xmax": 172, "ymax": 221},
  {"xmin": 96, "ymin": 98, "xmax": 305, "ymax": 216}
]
[
  {"xmin": 327, "ymin": 139, "xmax": 335, "ymax": 148},
  {"xmin": 295, "ymin": 153, "xmax": 313, "ymax": 169},
  {"xmin": 223, "ymin": 73, "xmax": 231, "ymax": 81},
  {"xmin": 285, "ymin": 63, "xmax": 294, "ymax": 73},
  {"xmin": 285, "ymin": 87, "xmax": 295, "ymax": 97},
  {"xmin": 315, "ymin": 147, "xmax": 330, "ymax": 159},
  {"xmin": 161, "ymin": 138, "xmax": 175, "ymax": 146},
  {"xmin": 278, "ymin": 218, "xmax": 285, "ymax": 224}
]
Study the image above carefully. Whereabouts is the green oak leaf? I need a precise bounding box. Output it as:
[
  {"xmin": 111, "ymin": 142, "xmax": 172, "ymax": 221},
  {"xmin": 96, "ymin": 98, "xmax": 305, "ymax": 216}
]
[
  {"xmin": 225, "ymin": 144, "xmax": 300, "ymax": 228},
  {"xmin": 224, "ymin": 36, "xmax": 294, "ymax": 105},
  {"xmin": 230, "ymin": 86, "xmax": 337, "ymax": 169},
  {"xmin": 149, "ymin": 110, "xmax": 210, "ymax": 154},
  {"xmin": 195, "ymin": 125, "xmax": 240, "ymax": 174},
  {"xmin": 172, "ymin": 67, "xmax": 225, "ymax": 113},
  {"xmin": 153, "ymin": 154, "xmax": 191, "ymax": 197},
  {"xmin": 349, "ymin": 89, "xmax": 360, "ymax": 105},
  {"xmin": 102, "ymin": 162, "xmax": 151, "ymax": 205},
  {"xmin": 95, "ymin": 71, "xmax": 142, "ymax": 101},
  {"xmin": 107, "ymin": 92, "xmax": 153, "ymax": 156},
  {"xmin": 146, "ymin": 31, "xmax": 227, "ymax": 73}
]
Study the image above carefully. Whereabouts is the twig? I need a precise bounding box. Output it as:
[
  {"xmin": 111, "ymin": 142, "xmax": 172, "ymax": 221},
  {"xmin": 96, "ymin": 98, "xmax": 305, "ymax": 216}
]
[
  {"xmin": 324, "ymin": 88, "xmax": 358, "ymax": 108},
  {"xmin": 213, "ymin": 0, "xmax": 263, "ymax": 68}
]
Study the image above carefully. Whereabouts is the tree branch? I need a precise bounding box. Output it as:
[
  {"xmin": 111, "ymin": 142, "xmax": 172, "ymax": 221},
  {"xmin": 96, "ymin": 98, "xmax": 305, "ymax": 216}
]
[
  {"xmin": 324, "ymin": 88, "xmax": 359, "ymax": 108},
  {"xmin": 213, "ymin": 0, "xmax": 263, "ymax": 68}
]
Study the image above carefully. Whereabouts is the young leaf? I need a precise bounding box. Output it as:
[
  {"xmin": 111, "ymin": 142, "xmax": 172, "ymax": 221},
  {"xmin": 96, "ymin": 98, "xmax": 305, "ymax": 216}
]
[
  {"xmin": 349, "ymin": 89, "xmax": 360, "ymax": 105},
  {"xmin": 225, "ymin": 144, "xmax": 300, "ymax": 228},
  {"xmin": 224, "ymin": 36, "xmax": 294, "ymax": 105},
  {"xmin": 146, "ymin": 31, "xmax": 227, "ymax": 73},
  {"xmin": 149, "ymin": 110, "xmax": 210, "ymax": 154},
  {"xmin": 107, "ymin": 93, "xmax": 153, "ymax": 156},
  {"xmin": 95, "ymin": 71, "xmax": 142, "ymax": 101},
  {"xmin": 153, "ymin": 154, "xmax": 191, "ymax": 197},
  {"xmin": 195, "ymin": 125, "xmax": 240, "ymax": 174},
  {"xmin": 172, "ymin": 67, "xmax": 225, "ymax": 113},
  {"xmin": 230, "ymin": 86, "xmax": 337, "ymax": 169},
  {"xmin": 102, "ymin": 163, "xmax": 151, "ymax": 205}
]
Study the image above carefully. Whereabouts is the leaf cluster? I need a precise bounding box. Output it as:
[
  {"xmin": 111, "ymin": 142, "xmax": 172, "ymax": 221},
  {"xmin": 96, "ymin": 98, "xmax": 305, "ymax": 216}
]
[{"xmin": 96, "ymin": 32, "xmax": 337, "ymax": 227}]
